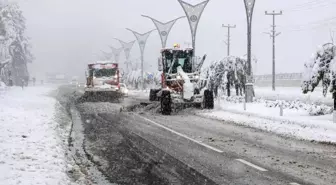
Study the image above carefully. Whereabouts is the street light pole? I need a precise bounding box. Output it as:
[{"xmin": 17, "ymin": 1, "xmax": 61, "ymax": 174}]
[
  {"xmin": 114, "ymin": 39, "xmax": 135, "ymax": 73},
  {"xmin": 126, "ymin": 28, "xmax": 155, "ymax": 90},
  {"xmin": 100, "ymin": 50, "xmax": 113, "ymax": 60},
  {"xmin": 141, "ymin": 15, "xmax": 185, "ymax": 48},
  {"xmin": 178, "ymin": 0, "xmax": 209, "ymax": 57},
  {"xmin": 109, "ymin": 46, "xmax": 123, "ymax": 63},
  {"xmin": 244, "ymin": 0, "xmax": 256, "ymax": 103}
]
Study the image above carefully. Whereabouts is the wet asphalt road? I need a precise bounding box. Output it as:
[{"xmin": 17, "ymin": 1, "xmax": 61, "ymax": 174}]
[{"xmin": 68, "ymin": 86, "xmax": 336, "ymax": 185}]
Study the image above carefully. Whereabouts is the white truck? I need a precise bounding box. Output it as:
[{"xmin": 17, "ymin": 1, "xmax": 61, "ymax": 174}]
[{"xmin": 84, "ymin": 62, "xmax": 123, "ymax": 101}]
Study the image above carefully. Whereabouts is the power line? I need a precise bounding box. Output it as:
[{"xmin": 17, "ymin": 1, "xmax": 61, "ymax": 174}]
[
  {"xmin": 280, "ymin": 16, "xmax": 336, "ymax": 32},
  {"xmin": 283, "ymin": 0, "xmax": 333, "ymax": 11},
  {"xmin": 222, "ymin": 24, "xmax": 236, "ymax": 56}
]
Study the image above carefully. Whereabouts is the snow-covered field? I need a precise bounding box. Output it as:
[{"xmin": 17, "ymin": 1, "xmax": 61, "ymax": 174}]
[{"xmin": 0, "ymin": 86, "xmax": 74, "ymax": 185}]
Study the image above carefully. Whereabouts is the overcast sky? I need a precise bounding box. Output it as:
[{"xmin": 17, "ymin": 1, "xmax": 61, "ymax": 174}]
[{"xmin": 16, "ymin": 0, "xmax": 336, "ymax": 79}]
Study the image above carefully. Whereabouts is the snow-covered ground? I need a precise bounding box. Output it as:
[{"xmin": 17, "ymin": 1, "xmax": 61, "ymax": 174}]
[
  {"xmin": 129, "ymin": 87, "xmax": 336, "ymax": 143},
  {"xmin": 128, "ymin": 89, "xmax": 149, "ymax": 100},
  {"xmin": 0, "ymin": 86, "xmax": 75, "ymax": 185},
  {"xmin": 198, "ymin": 97, "xmax": 336, "ymax": 143},
  {"xmin": 254, "ymin": 86, "xmax": 333, "ymax": 106}
]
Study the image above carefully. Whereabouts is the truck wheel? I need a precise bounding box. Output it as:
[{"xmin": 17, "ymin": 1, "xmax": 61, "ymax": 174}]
[
  {"xmin": 204, "ymin": 90, "xmax": 214, "ymax": 109},
  {"xmin": 149, "ymin": 89, "xmax": 157, "ymax": 101},
  {"xmin": 161, "ymin": 91, "xmax": 171, "ymax": 115}
]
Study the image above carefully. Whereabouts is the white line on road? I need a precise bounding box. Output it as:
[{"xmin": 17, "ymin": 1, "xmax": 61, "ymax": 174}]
[
  {"xmin": 138, "ymin": 115, "xmax": 224, "ymax": 153},
  {"xmin": 235, "ymin": 159, "xmax": 268, "ymax": 172},
  {"xmin": 289, "ymin": 183, "xmax": 301, "ymax": 185}
]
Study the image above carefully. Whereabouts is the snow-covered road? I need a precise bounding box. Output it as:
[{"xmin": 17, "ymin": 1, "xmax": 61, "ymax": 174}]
[{"xmin": 0, "ymin": 86, "xmax": 74, "ymax": 185}]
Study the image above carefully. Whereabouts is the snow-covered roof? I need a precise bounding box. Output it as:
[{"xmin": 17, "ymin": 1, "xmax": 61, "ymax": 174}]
[
  {"xmin": 88, "ymin": 60, "xmax": 117, "ymax": 65},
  {"xmin": 160, "ymin": 47, "xmax": 193, "ymax": 52}
]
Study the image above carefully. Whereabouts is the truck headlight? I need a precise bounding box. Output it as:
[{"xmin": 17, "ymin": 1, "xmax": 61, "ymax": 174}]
[{"xmin": 194, "ymin": 75, "xmax": 199, "ymax": 79}]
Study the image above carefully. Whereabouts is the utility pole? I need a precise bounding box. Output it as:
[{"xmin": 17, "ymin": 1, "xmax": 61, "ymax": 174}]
[
  {"xmin": 222, "ymin": 24, "xmax": 236, "ymax": 56},
  {"xmin": 265, "ymin": 10, "xmax": 282, "ymax": 91}
]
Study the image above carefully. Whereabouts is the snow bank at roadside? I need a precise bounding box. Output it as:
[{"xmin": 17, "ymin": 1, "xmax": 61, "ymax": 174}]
[
  {"xmin": 222, "ymin": 95, "xmax": 333, "ymax": 116},
  {"xmin": 0, "ymin": 86, "xmax": 74, "ymax": 185},
  {"xmin": 254, "ymin": 86, "xmax": 333, "ymax": 106},
  {"xmin": 128, "ymin": 89, "xmax": 149, "ymax": 100}
]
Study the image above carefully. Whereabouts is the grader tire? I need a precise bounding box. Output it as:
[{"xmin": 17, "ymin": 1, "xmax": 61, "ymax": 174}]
[
  {"xmin": 161, "ymin": 91, "xmax": 171, "ymax": 115},
  {"xmin": 149, "ymin": 89, "xmax": 157, "ymax": 101},
  {"xmin": 204, "ymin": 90, "xmax": 214, "ymax": 109}
]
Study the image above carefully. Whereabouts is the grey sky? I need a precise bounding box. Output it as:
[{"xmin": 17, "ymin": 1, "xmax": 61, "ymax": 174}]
[{"xmin": 18, "ymin": 0, "xmax": 336, "ymax": 79}]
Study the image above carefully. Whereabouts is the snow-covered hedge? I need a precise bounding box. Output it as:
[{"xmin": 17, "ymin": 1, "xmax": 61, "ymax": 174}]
[{"xmin": 222, "ymin": 95, "xmax": 333, "ymax": 116}]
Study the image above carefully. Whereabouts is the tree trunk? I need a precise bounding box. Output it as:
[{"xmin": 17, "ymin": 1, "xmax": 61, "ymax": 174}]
[
  {"xmin": 235, "ymin": 83, "xmax": 239, "ymax": 96},
  {"xmin": 214, "ymin": 86, "xmax": 218, "ymax": 98},
  {"xmin": 333, "ymin": 91, "xmax": 335, "ymax": 112},
  {"xmin": 227, "ymin": 74, "xmax": 231, "ymax": 97}
]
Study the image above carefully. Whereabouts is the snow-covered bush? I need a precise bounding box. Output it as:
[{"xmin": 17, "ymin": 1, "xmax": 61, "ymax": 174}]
[
  {"xmin": 308, "ymin": 104, "xmax": 333, "ymax": 116},
  {"xmin": 302, "ymin": 43, "xmax": 335, "ymax": 97},
  {"xmin": 264, "ymin": 100, "xmax": 304, "ymax": 110},
  {"xmin": 224, "ymin": 95, "xmax": 245, "ymax": 103},
  {"xmin": 222, "ymin": 95, "xmax": 333, "ymax": 116}
]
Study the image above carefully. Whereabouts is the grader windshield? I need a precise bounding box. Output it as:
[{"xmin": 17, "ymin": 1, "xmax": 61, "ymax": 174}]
[{"xmin": 161, "ymin": 49, "xmax": 193, "ymax": 74}]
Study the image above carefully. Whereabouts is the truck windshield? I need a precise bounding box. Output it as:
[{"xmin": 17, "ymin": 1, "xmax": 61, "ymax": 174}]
[{"xmin": 92, "ymin": 68, "xmax": 117, "ymax": 77}]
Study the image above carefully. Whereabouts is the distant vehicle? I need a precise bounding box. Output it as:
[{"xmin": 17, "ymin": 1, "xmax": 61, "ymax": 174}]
[
  {"xmin": 120, "ymin": 83, "xmax": 128, "ymax": 96},
  {"xmin": 84, "ymin": 62, "xmax": 122, "ymax": 101}
]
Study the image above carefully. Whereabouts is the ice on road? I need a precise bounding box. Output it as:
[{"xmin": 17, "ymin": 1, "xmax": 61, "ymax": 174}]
[{"xmin": 0, "ymin": 86, "xmax": 73, "ymax": 185}]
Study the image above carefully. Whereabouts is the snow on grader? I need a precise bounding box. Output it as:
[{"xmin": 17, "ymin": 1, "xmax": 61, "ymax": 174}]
[
  {"xmin": 83, "ymin": 62, "xmax": 123, "ymax": 102},
  {"xmin": 149, "ymin": 45, "xmax": 214, "ymax": 115}
]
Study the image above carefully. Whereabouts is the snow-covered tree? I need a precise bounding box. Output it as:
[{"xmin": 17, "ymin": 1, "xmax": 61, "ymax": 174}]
[
  {"xmin": 302, "ymin": 43, "xmax": 336, "ymax": 97},
  {"xmin": 0, "ymin": 2, "xmax": 33, "ymax": 85},
  {"xmin": 205, "ymin": 56, "xmax": 252, "ymax": 97}
]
